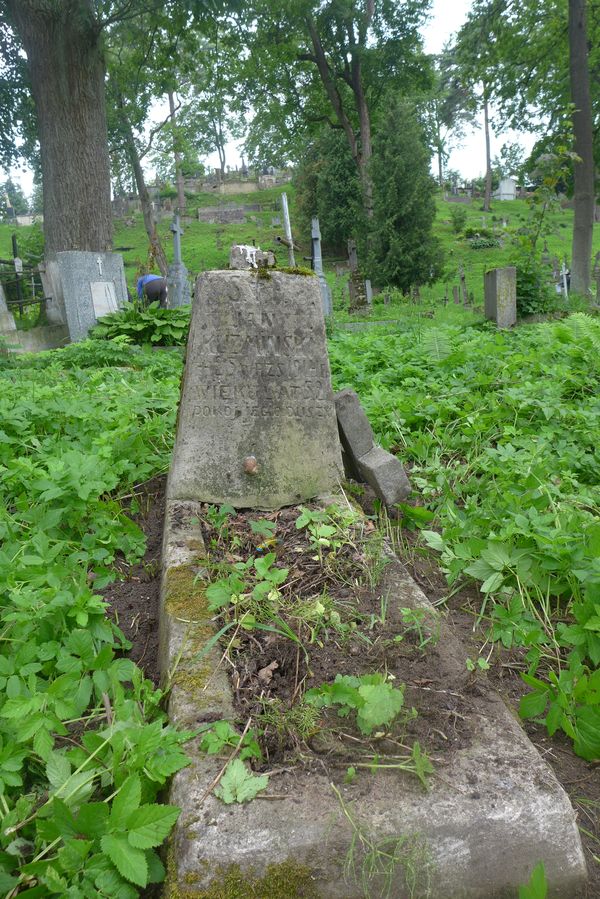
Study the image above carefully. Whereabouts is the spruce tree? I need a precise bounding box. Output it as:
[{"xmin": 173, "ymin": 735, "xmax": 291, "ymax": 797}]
[{"xmin": 367, "ymin": 97, "xmax": 443, "ymax": 290}]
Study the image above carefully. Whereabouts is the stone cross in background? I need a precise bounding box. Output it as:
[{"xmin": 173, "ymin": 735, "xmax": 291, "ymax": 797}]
[
  {"xmin": 167, "ymin": 214, "xmax": 191, "ymax": 307},
  {"xmin": 484, "ymin": 266, "xmax": 517, "ymax": 329},
  {"xmin": 311, "ymin": 217, "xmax": 333, "ymax": 316}
]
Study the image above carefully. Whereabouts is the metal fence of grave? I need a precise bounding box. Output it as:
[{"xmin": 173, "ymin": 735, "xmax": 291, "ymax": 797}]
[{"xmin": 0, "ymin": 235, "xmax": 49, "ymax": 319}]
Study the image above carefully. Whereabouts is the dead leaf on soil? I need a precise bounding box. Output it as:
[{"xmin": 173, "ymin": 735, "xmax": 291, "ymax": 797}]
[{"xmin": 258, "ymin": 661, "xmax": 279, "ymax": 684}]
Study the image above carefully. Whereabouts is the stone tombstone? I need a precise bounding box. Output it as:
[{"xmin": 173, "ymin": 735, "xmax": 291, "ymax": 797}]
[
  {"xmin": 229, "ymin": 245, "xmax": 275, "ymax": 270},
  {"xmin": 484, "ymin": 266, "xmax": 517, "ymax": 329},
  {"xmin": 347, "ymin": 239, "xmax": 358, "ymax": 272},
  {"xmin": 167, "ymin": 215, "xmax": 191, "ymax": 308},
  {"xmin": 0, "ymin": 282, "xmax": 16, "ymax": 332},
  {"xmin": 365, "ymin": 279, "xmax": 373, "ymax": 305},
  {"xmin": 168, "ymin": 270, "xmax": 343, "ymax": 510},
  {"xmin": 43, "ymin": 251, "xmax": 128, "ymax": 342}
]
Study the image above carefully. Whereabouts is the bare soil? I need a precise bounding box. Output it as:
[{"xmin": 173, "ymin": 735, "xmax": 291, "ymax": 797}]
[{"xmin": 102, "ymin": 475, "xmax": 600, "ymax": 897}]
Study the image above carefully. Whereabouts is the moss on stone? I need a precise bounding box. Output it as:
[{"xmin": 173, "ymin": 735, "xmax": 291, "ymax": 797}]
[
  {"xmin": 166, "ymin": 859, "xmax": 321, "ymax": 898},
  {"xmin": 277, "ymin": 266, "xmax": 315, "ymax": 277},
  {"xmin": 165, "ymin": 565, "xmax": 210, "ymax": 620}
]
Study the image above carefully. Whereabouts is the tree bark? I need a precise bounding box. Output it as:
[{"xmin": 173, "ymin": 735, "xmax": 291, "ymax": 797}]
[
  {"xmin": 6, "ymin": 0, "xmax": 113, "ymax": 256},
  {"xmin": 119, "ymin": 102, "xmax": 168, "ymax": 277},
  {"xmin": 568, "ymin": 0, "xmax": 595, "ymax": 295},
  {"xmin": 483, "ymin": 90, "xmax": 492, "ymax": 212},
  {"xmin": 168, "ymin": 90, "xmax": 186, "ymax": 212}
]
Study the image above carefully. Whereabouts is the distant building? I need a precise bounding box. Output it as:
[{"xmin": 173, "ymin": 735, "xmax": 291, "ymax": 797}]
[{"xmin": 493, "ymin": 177, "xmax": 518, "ymax": 201}]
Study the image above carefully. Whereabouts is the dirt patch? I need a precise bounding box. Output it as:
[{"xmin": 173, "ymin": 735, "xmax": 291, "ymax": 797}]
[{"xmin": 102, "ymin": 475, "xmax": 165, "ymax": 685}]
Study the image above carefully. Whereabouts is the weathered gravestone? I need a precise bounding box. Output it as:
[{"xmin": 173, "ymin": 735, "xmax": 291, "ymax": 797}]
[
  {"xmin": 0, "ymin": 282, "xmax": 16, "ymax": 332},
  {"xmin": 167, "ymin": 215, "xmax": 191, "ymax": 307},
  {"xmin": 229, "ymin": 245, "xmax": 276, "ymax": 270},
  {"xmin": 42, "ymin": 251, "xmax": 127, "ymax": 341},
  {"xmin": 484, "ymin": 266, "xmax": 517, "ymax": 329},
  {"xmin": 335, "ymin": 388, "xmax": 411, "ymax": 507},
  {"xmin": 167, "ymin": 270, "xmax": 343, "ymax": 509}
]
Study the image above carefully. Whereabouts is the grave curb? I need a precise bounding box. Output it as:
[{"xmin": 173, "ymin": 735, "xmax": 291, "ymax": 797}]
[{"xmin": 159, "ymin": 498, "xmax": 588, "ymax": 898}]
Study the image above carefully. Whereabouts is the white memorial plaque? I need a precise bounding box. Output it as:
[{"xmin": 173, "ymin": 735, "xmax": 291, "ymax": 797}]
[{"xmin": 90, "ymin": 281, "xmax": 118, "ymax": 317}]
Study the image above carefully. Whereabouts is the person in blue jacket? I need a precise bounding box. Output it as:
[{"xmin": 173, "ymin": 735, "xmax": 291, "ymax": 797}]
[{"xmin": 136, "ymin": 273, "xmax": 168, "ymax": 307}]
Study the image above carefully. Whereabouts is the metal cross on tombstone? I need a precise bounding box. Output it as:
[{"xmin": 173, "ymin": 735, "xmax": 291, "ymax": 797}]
[
  {"xmin": 170, "ymin": 215, "xmax": 184, "ymax": 265},
  {"xmin": 311, "ymin": 217, "xmax": 332, "ymax": 316}
]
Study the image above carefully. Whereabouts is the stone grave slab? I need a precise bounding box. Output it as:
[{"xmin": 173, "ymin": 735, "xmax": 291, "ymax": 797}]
[
  {"xmin": 0, "ymin": 283, "xmax": 16, "ymax": 332},
  {"xmin": 484, "ymin": 266, "xmax": 517, "ymax": 329},
  {"xmin": 44, "ymin": 251, "xmax": 128, "ymax": 342},
  {"xmin": 159, "ymin": 501, "xmax": 588, "ymax": 898},
  {"xmin": 335, "ymin": 388, "xmax": 411, "ymax": 506},
  {"xmin": 167, "ymin": 270, "xmax": 343, "ymax": 509}
]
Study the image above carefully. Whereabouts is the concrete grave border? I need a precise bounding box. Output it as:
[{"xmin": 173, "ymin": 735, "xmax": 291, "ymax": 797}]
[{"xmin": 159, "ymin": 498, "xmax": 587, "ymax": 898}]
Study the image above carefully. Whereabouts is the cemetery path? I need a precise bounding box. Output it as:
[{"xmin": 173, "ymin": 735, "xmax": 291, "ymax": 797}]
[{"xmin": 102, "ymin": 475, "xmax": 598, "ymax": 897}]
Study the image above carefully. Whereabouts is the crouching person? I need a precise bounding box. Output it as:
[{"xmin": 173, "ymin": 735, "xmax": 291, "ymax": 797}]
[{"xmin": 136, "ymin": 273, "xmax": 168, "ymax": 308}]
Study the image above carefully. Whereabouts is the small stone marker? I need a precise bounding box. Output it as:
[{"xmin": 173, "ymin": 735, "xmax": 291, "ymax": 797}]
[
  {"xmin": 167, "ymin": 215, "xmax": 191, "ymax": 308},
  {"xmin": 365, "ymin": 279, "xmax": 373, "ymax": 305},
  {"xmin": 229, "ymin": 245, "xmax": 275, "ymax": 270},
  {"xmin": 0, "ymin": 283, "xmax": 16, "ymax": 332},
  {"xmin": 484, "ymin": 266, "xmax": 517, "ymax": 329},
  {"xmin": 168, "ymin": 270, "xmax": 343, "ymax": 509},
  {"xmin": 43, "ymin": 251, "xmax": 127, "ymax": 342},
  {"xmin": 311, "ymin": 217, "xmax": 333, "ymax": 316},
  {"xmin": 347, "ymin": 239, "xmax": 358, "ymax": 272},
  {"xmin": 335, "ymin": 388, "xmax": 410, "ymax": 507}
]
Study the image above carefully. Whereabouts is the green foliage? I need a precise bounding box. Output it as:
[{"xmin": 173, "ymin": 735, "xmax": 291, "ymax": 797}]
[
  {"xmin": 305, "ymin": 674, "xmax": 405, "ymax": 735},
  {"xmin": 367, "ymin": 97, "xmax": 444, "ymax": 291},
  {"xmin": 328, "ymin": 313, "xmax": 600, "ymax": 759},
  {"xmin": 200, "ymin": 720, "xmax": 262, "ymax": 761},
  {"xmin": 214, "ymin": 759, "xmax": 269, "ymax": 804},
  {"xmin": 90, "ymin": 302, "xmax": 191, "ymax": 346},
  {"xmin": 516, "ymin": 263, "xmax": 553, "ymax": 316},
  {"xmin": 469, "ymin": 237, "xmax": 500, "ymax": 249},
  {"xmin": 518, "ymin": 862, "xmax": 548, "ymax": 899},
  {"xmin": 0, "ymin": 344, "xmax": 186, "ymax": 892},
  {"xmin": 449, "ymin": 205, "xmax": 468, "ymax": 234},
  {"xmin": 294, "ymin": 129, "xmax": 363, "ymax": 252}
]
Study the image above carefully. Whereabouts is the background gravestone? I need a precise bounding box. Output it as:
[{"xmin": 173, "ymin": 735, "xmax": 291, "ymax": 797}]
[
  {"xmin": 43, "ymin": 251, "xmax": 128, "ymax": 342},
  {"xmin": 484, "ymin": 266, "xmax": 517, "ymax": 329},
  {"xmin": 168, "ymin": 269, "xmax": 343, "ymax": 509},
  {"xmin": 0, "ymin": 283, "xmax": 16, "ymax": 332},
  {"xmin": 167, "ymin": 215, "xmax": 191, "ymax": 307}
]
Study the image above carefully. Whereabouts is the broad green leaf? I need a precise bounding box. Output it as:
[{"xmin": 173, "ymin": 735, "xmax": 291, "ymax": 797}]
[
  {"xmin": 214, "ymin": 759, "xmax": 268, "ymax": 804},
  {"xmin": 126, "ymin": 804, "xmax": 180, "ymax": 849},
  {"xmin": 101, "ymin": 834, "xmax": 148, "ymax": 888},
  {"xmin": 110, "ymin": 774, "xmax": 141, "ymax": 830}
]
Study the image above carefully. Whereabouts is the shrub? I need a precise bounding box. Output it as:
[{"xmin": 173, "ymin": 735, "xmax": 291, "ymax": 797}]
[
  {"xmin": 90, "ymin": 302, "xmax": 191, "ymax": 346},
  {"xmin": 516, "ymin": 264, "xmax": 553, "ymax": 316},
  {"xmin": 449, "ymin": 205, "xmax": 468, "ymax": 234},
  {"xmin": 469, "ymin": 237, "xmax": 500, "ymax": 249}
]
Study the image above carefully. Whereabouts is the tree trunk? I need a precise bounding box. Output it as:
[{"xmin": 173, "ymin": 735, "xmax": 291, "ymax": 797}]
[
  {"xmin": 119, "ymin": 103, "xmax": 168, "ymax": 276},
  {"xmin": 6, "ymin": 0, "xmax": 112, "ymax": 256},
  {"xmin": 483, "ymin": 90, "xmax": 492, "ymax": 212},
  {"xmin": 569, "ymin": 0, "xmax": 595, "ymax": 295},
  {"xmin": 438, "ymin": 149, "xmax": 444, "ymax": 190},
  {"xmin": 168, "ymin": 90, "xmax": 186, "ymax": 212},
  {"xmin": 350, "ymin": 52, "xmax": 374, "ymax": 219}
]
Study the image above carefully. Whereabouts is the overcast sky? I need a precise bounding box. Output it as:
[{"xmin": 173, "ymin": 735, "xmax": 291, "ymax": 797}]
[{"xmin": 7, "ymin": 0, "xmax": 536, "ymax": 198}]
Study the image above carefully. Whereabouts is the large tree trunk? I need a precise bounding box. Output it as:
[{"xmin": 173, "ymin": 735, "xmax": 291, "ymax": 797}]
[
  {"xmin": 569, "ymin": 0, "xmax": 595, "ymax": 295},
  {"xmin": 168, "ymin": 90, "xmax": 187, "ymax": 212},
  {"xmin": 483, "ymin": 90, "xmax": 492, "ymax": 212},
  {"xmin": 119, "ymin": 103, "xmax": 168, "ymax": 276},
  {"xmin": 350, "ymin": 52, "xmax": 374, "ymax": 219},
  {"xmin": 7, "ymin": 0, "xmax": 112, "ymax": 256}
]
